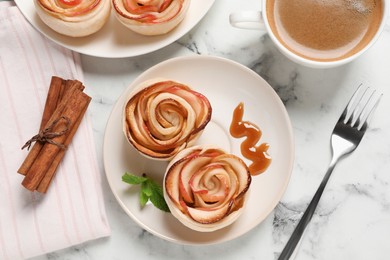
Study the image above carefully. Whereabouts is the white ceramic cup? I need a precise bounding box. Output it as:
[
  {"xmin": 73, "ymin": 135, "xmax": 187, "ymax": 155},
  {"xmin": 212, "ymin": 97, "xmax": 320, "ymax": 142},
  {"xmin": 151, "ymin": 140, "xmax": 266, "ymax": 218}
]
[{"xmin": 229, "ymin": 1, "xmax": 388, "ymax": 69}]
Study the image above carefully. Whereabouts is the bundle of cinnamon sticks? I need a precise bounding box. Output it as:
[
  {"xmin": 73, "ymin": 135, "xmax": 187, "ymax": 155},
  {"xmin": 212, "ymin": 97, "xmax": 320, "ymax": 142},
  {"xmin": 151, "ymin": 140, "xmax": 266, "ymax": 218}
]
[{"xmin": 18, "ymin": 76, "xmax": 91, "ymax": 193}]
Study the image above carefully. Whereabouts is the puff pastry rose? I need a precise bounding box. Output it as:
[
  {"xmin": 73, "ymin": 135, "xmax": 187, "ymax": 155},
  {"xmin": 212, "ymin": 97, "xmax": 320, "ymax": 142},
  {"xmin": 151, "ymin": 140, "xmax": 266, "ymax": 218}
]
[
  {"xmin": 112, "ymin": 0, "xmax": 190, "ymax": 35},
  {"xmin": 164, "ymin": 145, "xmax": 252, "ymax": 232},
  {"xmin": 123, "ymin": 78, "xmax": 212, "ymax": 160},
  {"xmin": 34, "ymin": 0, "xmax": 111, "ymax": 37}
]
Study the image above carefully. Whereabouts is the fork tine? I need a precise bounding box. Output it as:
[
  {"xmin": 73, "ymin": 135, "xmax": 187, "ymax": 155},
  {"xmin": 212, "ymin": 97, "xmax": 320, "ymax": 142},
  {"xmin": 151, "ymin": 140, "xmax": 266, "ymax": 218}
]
[
  {"xmin": 341, "ymin": 84, "xmax": 364, "ymax": 124},
  {"xmin": 341, "ymin": 84, "xmax": 382, "ymax": 131},
  {"xmin": 358, "ymin": 92, "xmax": 382, "ymax": 131},
  {"xmin": 351, "ymin": 88, "xmax": 375, "ymax": 127}
]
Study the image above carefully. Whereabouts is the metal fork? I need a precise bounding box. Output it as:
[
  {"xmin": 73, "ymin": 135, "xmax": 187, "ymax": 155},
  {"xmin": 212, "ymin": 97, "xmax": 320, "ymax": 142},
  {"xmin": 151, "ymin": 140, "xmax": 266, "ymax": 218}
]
[{"xmin": 278, "ymin": 85, "xmax": 382, "ymax": 260}]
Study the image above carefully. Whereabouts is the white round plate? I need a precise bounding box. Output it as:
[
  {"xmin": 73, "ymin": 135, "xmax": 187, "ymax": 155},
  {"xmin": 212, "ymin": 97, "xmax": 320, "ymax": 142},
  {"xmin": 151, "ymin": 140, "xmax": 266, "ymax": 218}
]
[
  {"xmin": 14, "ymin": 0, "xmax": 215, "ymax": 58},
  {"xmin": 103, "ymin": 55, "xmax": 294, "ymax": 245}
]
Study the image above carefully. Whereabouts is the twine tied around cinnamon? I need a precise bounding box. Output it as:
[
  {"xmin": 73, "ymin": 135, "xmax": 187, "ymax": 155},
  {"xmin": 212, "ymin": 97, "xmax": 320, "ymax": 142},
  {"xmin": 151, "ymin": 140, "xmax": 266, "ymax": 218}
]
[{"xmin": 21, "ymin": 116, "xmax": 71, "ymax": 151}]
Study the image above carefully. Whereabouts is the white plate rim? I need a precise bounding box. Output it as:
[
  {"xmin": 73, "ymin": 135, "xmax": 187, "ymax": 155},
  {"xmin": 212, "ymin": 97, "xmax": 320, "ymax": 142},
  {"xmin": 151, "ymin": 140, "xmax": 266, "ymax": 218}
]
[
  {"xmin": 103, "ymin": 55, "xmax": 295, "ymax": 245},
  {"xmin": 14, "ymin": 0, "xmax": 215, "ymax": 58}
]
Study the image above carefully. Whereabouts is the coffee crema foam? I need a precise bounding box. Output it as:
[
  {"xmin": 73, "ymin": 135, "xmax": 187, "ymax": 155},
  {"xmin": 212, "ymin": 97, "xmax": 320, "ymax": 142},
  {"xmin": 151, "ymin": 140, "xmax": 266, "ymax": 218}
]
[{"xmin": 267, "ymin": 0, "xmax": 383, "ymax": 61}]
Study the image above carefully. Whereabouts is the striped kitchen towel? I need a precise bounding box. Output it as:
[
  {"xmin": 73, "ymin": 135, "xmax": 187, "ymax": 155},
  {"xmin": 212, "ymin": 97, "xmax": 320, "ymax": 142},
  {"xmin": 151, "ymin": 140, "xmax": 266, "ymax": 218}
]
[{"xmin": 0, "ymin": 2, "xmax": 110, "ymax": 259}]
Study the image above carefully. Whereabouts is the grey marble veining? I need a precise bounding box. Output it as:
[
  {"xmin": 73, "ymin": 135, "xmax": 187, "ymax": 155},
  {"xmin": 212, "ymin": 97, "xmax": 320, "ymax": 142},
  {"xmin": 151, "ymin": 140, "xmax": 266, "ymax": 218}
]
[{"xmin": 25, "ymin": 0, "xmax": 390, "ymax": 259}]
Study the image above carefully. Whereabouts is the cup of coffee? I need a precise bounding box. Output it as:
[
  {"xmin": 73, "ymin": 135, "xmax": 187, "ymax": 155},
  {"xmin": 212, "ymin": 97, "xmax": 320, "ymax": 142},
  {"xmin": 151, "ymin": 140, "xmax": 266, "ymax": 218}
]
[{"xmin": 230, "ymin": 0, "xmax": 387, "ymax": 68}]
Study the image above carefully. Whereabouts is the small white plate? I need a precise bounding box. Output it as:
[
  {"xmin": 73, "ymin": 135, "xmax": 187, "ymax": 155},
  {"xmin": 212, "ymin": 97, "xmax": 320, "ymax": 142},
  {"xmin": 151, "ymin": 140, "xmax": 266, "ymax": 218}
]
[
  {"xmin": 103, "ymin": 55, "xmax": 294, "ymax": 245},
  {"xmin": 14, "ymin": 0, "xmax": 215, "ymax": 58}
]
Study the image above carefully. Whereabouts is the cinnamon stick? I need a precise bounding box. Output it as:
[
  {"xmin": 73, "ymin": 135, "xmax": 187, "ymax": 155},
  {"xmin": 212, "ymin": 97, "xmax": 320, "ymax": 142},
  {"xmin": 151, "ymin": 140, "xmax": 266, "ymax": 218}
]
[
  {"xmin": 17, "ymin": 77, "xmax": 64, "ymax": 175},
  {"xmin": 36, "ymin": 98, "xmax": 90, "ymax": 193},
  {"xmin": 18, "ymin": 78, "xmax": 84, "ymax": 175},
  {"xmin": 21, "ymin": 89, "xmax": 91, "ymax": 191},
  {"xmin": 39, "ymin": 76, "xmax": 65, "ymax": 131}
]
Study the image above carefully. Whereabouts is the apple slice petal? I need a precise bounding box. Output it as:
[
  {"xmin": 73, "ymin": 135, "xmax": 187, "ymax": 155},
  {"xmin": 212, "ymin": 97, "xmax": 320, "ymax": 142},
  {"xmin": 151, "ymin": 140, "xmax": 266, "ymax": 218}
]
[
  {"xmin": 186, "ymin": 201, "xmax": 233, "ymax": 224},
  {"xmin": 217, "ymin": 155, "xmax": 252, "ymax": 195}
]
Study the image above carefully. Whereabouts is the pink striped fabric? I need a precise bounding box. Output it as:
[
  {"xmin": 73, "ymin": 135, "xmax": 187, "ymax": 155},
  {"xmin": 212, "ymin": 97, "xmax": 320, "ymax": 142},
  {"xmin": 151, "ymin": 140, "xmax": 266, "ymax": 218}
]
[{"xmin": 0, "ymin": 2, "xmax": 110, "ymax": 259}]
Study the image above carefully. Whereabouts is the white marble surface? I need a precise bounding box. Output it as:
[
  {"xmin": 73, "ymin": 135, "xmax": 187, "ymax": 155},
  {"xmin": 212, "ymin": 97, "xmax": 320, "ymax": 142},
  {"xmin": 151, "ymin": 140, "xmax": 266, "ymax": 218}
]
[{"xmin": 19, "ymin": 0, "xmax": 390, "ymax": 259}]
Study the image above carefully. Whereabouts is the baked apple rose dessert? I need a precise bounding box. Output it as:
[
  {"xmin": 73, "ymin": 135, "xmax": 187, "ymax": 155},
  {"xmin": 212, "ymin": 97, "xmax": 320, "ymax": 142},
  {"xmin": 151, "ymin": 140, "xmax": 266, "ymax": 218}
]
[
  {"xmin": 164, "ymin": 145, "xmax": 252, "ymax": 232},
  {"xmin": 34, "ymin": 0, "xmax": 111, "ymax": 37},
  {"xmin": 123, "ymin": 78, "xmax": 212, "ymax": 160},
  {"xmin": 112, "ymin": 0, "xmax": 190, "ymax": 35}
]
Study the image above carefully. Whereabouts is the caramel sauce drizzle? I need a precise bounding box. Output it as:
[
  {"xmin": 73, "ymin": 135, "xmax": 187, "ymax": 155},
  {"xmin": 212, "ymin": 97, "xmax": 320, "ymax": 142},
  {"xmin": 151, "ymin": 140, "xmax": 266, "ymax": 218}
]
[{"xmin": 230, "ymin": 102, "xmax": 271, "ymax": 176}]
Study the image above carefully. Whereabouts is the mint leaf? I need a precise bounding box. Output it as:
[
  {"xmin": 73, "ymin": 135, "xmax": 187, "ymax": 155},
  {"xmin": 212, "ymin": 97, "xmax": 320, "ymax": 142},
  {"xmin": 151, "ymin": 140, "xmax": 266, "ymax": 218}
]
[
  {"xmin": 150, "ymin": 192, "xmax": 169, "ymax": 212},
  {"xmin": 139, "ymin": 188, "xmax": 149, "ymax": 207},
  {"xmin": 149, "ymin": 179, "xmax": 164, "ymax": 197},
  {"xmin": 122, "ymin": 172, "xmax": 170, "ymax": 213},
  {"xmin": 141, "ymin": 180, "xmax": 153, "ymax": 197},
  {"xmin": 122, "ymin": 173, "xmax": 148, "ymax": 184},
  {"xmin": 149, "ymin": 179, "xmax": 170, "ymax": 212}
]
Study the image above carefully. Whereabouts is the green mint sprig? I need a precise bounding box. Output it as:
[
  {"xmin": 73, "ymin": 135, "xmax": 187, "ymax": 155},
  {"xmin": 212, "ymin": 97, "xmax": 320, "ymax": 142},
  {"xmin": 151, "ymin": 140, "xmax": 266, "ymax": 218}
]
[{"xmin": 122, "ymin": 173, "xmax": 170, "ymax": 213}]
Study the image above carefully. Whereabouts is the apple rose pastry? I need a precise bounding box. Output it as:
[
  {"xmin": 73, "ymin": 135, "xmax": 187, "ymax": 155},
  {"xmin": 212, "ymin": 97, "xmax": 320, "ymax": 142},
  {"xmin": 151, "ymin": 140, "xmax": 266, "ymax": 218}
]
[
  {"xmin": 164, "ymin": 145, "xmax": 252, "ymax": 232},
  {"xmin": 34, "ymin": 0, "xmax": 111, "ymax": 37},
  {"xmin": 112, "ymin": 0, "xmax": 190, "ymax": 35},
  {"xmin": 123, "ymin": 78, "xmax": 212, "ymax": 160}
]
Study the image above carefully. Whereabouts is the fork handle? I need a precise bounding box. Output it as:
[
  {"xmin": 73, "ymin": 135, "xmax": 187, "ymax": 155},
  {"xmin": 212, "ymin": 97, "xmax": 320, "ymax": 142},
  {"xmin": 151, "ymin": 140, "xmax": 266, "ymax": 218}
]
[{"xmin": 278, "ymin": 162, "xmax": 337, "ymax": 260}]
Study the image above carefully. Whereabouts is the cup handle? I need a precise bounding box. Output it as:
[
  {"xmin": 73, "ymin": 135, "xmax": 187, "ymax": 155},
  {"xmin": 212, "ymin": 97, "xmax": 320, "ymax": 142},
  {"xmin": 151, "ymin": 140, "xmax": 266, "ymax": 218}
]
[{"xmin": 229, "ymin": 11, "xmax": 266, "ymax": 30}]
